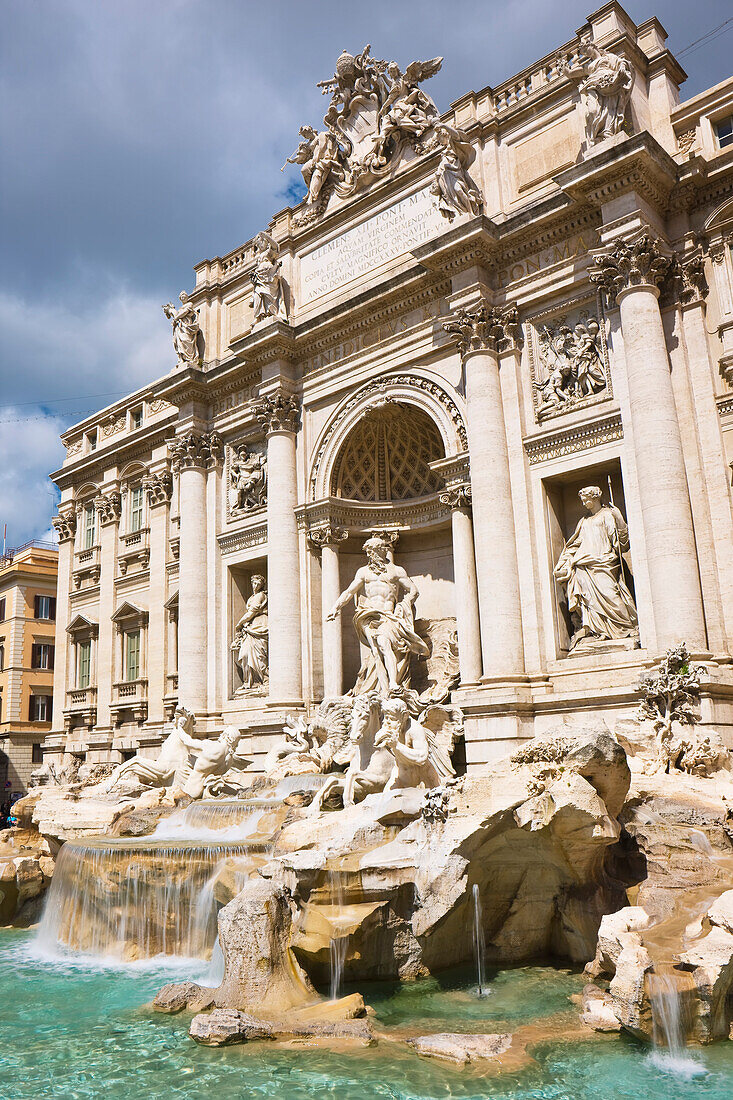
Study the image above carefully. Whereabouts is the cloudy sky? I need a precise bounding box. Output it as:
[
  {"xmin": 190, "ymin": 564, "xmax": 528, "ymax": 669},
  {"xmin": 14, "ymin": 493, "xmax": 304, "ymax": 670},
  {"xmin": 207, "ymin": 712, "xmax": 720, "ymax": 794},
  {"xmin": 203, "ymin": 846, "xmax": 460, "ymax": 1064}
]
[{"xmin": 1, "ymin": 0, "xmax": 731, "ymax": 546}]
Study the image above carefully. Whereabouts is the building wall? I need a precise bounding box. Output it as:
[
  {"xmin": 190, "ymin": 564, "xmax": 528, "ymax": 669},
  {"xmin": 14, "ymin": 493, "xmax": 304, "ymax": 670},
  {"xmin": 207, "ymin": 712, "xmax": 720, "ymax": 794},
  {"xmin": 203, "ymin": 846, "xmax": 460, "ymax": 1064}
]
[
  {"xmin": 0, "ymin": 546, "xmax": 58, "ymax": 797},
  {"xmin": 46, "ymin": 3, "xmax": 733, "ymax": 771}
]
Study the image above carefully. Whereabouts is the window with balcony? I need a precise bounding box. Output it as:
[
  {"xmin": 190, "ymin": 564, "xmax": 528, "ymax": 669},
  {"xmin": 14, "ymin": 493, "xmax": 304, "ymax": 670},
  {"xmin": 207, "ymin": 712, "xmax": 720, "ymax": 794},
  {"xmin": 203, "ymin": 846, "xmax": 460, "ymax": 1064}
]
[
  {"xmin": 129, "ymin": 485, "xmax": 144, "ymax": 533},
  {"xmin": 125, "ymin": 629, "xmax": 141, "ymax": 681},
  {"xmin": 715, "ymin": 114, "xmax": 733, "ymax": 149},
  {"xmin": 78, "ymin": 639, "xmax": 92, "ymax": 688},
  {"xmin": 83, "ymin": 503, "xmax": 96, "ymax": 549},
  {"xmin": 29, "ymin": 694, "xmax": 52, "ymax": 722},
  {"xmin": 34, "ymin": 595, "xmax": 56, "ymax": 621},
  {"xmin": 31, "ymin": 643, "xmax": 54, "ymax": 670}
]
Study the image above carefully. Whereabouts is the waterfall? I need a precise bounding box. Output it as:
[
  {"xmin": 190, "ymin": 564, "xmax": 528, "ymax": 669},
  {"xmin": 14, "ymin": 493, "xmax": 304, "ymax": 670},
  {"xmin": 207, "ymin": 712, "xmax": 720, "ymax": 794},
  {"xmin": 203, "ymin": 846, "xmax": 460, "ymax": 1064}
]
[
  {"xmin": 328, "ymin": 868, "xmax": 348, "ymax": 1000},
  {"xmin": 472, "ymin": 884, "xmax": 488, "ymax": 997},
  {"xmin": 151, "ymin": 798, "xmax": 273, "ymax": 841},
  {"xmin": 648, "ymin": 966, "xmax": 705, "ymax": 1077},
  {"xmin": 36, "ymin": 838, "xmax": 253, "ymax": 962}
]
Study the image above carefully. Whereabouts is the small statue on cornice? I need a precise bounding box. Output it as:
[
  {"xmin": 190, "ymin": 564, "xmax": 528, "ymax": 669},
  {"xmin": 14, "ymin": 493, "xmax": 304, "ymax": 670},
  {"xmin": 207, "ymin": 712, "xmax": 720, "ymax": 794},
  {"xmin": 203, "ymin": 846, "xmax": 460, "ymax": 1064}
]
[
  {"xmin": 230, "ymin": 444, "xmax": 267, "ymax": 511},
  {"xmin": 430, "ymin": 124, "xmax": 483, "ymax": 222},
  {"xmin": 251, "ymin": 231, "xmax": 288, "ymax": 324},
  {"xmin": 562, "ymin": 38, "xmax": 633, "ymax": 147},
  {"xmin": 162, "ymin": 291, "xmax": 202, "ymax": 369}
]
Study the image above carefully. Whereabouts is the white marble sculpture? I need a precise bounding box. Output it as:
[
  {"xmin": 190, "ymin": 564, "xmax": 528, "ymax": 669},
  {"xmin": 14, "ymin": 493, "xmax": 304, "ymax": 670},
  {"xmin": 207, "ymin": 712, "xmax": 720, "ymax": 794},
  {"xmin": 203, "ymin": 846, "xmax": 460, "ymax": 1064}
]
[
  {"xmin": 326, "ymin": 535, "xmax": 429, "ymax": 695},
  {"xmin": 554, "ymin": 486, "xmax": 638, "ymax": 651},
  {"xmin": 263, "ymin": 699, "xmax": 352, "ymax": 782},
  {"xmin": 162, "ymin": 292, "xmax": 201, "ymax": 368},
  {"xmin": 282, "ymin": 124, "xmax": 344, "ymax": 206},
  {"xmin": 370, "ymin": 57, "xmax": 442, "ymax": 166},
  {"xmin": 106, "ymin": 704, "xmax": 195, "ymax": 790},
  {"xmin": 564, "ymin": 39, "xmax": 634, "ymax": 146},
  {"xmin": 181, "ymin": 725, "xmax": 251, "ymax": 800},
  {"xmin": 430, "ymin": 125, "xmax": 483, "ymax": 221},
  {"xmin": 251, "ymin": 232, "xmax": 288, "ymax": 324},
  {"xmin": 230, "ymin": 445, "xmax": 267, "ymax": 511},
  {"xmin": 232, "ymin": 575, "xmax": 269, "ymax": 690}
]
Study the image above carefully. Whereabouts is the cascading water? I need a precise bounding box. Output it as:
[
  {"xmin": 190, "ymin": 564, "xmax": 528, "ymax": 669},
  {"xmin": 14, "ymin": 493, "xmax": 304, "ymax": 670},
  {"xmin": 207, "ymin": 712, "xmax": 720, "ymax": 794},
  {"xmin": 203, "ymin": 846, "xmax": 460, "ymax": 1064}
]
[
  {"xmin": 36, "ymin": 838, "xmax": 256, "ymax": 962},
  {"xmin": 151, "ymin": 798, "xmax": 274, "ymax": 841},
  {"xmin": 472, "ymin": 883, "xmax": 488, "ymax": 997},
  {"xmin": 328, "ymin": 868, "xmax": 348, "ymax": 1000}
]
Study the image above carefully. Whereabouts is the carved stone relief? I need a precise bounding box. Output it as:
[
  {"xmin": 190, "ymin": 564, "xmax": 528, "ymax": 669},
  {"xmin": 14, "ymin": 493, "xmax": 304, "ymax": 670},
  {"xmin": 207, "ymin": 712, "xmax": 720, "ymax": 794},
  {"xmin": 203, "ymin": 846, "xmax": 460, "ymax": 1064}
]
[
  {"xmin": 527, "ymin": 301, "xmax": 611, "ymax": 421},
  {"xmin": 228, "ymin": 442, "xmax": 267, "ymax": 517}
]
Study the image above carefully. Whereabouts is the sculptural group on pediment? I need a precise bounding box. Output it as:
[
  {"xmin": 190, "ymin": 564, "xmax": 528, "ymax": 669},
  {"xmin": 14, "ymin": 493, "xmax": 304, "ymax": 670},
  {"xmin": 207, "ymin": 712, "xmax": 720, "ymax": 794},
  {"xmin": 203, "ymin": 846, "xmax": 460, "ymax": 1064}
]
[
  {"xmin": 284, "ymin": 46, "xmax": 483, "ymax": 225},
  {"xmin": 530, "ymin": 309, "xmax": 609, "ymax": 417}
]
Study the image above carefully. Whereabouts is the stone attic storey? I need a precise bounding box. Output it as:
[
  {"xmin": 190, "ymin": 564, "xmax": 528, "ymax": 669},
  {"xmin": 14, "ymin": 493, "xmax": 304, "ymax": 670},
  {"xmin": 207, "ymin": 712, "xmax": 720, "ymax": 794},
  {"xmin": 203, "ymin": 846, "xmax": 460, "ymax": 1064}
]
[{"xmin": 47, "ymin": 1, "xmax": 733, "ymax": 774}]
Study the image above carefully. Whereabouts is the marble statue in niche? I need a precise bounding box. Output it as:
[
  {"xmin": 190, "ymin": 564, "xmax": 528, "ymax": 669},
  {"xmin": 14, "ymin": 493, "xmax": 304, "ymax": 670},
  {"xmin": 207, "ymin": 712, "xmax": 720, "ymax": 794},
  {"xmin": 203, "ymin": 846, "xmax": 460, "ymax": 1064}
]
[
  {"xmin": 232, "ymin": 575, "xmax": 269, "ymax": 690},
  {"xmin": 230, "ymin": 444, "xmax": 267, "ymax": 512},
  {"xmin": 562, "ymin": 38, "xmax": 633, "ymax": 146},
  {"xmin": 530, "ymin": 309, "xmax": 608, "ymax": 418},
  {"xmin": 326, "ymin": 535, "xmax": 429, "ymax": 696},
  {"xmin": 553, "ymin": 485, "xmax": 638, "ymax": 652},
  {"xmin": 251, "ymin": 232, "xmax": 288, "ymax": 324},
  {"xmin": 162, "ymin": 292, "xmax": 201, "ymax": 368}
]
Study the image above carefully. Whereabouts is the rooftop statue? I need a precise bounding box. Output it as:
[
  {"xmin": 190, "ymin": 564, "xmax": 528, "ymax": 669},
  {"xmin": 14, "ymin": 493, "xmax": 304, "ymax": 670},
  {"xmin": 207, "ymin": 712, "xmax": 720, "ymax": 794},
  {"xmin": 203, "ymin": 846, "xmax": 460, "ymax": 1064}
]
[
  {"xmin": 562, "ymin": 38, "xmax": 634, "ymax": 146},
  {"xmin": 326, "ymin": 535, "xmax": 429, "ymax": 696},
  {"xmin": 162, "ymin": 291, "xmax": 201, "ymax": 368},
  {"xmin": 285, "ymin": 46, "xmax": 479, "ymax": 226},
  {"xmin": 554, "ymin": 485, "xmax": 638, "ymax": 651},
  {"xmin": 251, "ymin": 231, "xmax": 288, "ymax": 324}
]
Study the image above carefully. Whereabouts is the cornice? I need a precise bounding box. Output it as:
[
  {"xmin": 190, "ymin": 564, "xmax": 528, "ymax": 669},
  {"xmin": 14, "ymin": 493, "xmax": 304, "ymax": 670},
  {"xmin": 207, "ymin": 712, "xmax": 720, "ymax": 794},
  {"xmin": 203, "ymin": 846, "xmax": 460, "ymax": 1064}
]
[
  {"xmin": 523, "ymin": 409, "xmax": 624, "ymax": 465},
  {"xmin": 555, "ymin": 132, "xmax": 678, "ymax": 216},
  {"xmin": 51, "ymin": 421, "xmax": 177, "ymax": 490}
]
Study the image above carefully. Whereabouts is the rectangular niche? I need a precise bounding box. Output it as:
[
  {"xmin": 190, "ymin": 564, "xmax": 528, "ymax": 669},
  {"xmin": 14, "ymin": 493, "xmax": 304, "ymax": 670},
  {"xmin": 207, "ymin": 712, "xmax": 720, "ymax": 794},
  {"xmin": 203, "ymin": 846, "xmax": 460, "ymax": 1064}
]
[
  {"xmin": 527, "ymin": 297, "xmax": 612, "ymax": 423},
  {"xmin": 543, "ymin": 460, "xmax": 636, "ymax": 658},
  {"xmin": 229, "ymin": 560, "xmax": 268, "ymax": 698}
]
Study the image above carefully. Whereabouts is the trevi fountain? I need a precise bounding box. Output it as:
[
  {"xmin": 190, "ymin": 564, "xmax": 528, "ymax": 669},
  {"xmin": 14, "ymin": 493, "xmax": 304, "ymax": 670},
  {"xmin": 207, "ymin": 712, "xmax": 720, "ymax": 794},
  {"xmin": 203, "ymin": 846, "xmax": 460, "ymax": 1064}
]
[{"xmin": 3, "ymin": 6, "xmax": 733, "ymax": 1098}]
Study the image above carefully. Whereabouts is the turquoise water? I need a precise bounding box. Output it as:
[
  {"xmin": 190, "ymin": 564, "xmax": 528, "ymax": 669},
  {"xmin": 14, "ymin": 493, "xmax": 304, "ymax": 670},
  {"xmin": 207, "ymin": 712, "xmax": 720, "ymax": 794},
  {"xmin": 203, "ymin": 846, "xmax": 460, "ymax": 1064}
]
[{"xmin": 2, "ymin": 928, "xmax": 733, "ymax": 1099}]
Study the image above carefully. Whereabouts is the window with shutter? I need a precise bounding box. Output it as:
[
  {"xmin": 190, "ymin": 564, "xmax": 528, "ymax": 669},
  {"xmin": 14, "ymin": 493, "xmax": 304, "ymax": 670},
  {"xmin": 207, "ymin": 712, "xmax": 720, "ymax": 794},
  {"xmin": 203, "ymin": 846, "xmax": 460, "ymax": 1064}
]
[
  {"xmin": 129, "ymin": 486, "xmax": 144, "ymax": 532},
  {"xmin": 78, "ymin": 640, "xmax": 91, "ymax": 688},
  {"xmin": 125, "ymin": 630, "xmax": 140, "ymax": 681}
]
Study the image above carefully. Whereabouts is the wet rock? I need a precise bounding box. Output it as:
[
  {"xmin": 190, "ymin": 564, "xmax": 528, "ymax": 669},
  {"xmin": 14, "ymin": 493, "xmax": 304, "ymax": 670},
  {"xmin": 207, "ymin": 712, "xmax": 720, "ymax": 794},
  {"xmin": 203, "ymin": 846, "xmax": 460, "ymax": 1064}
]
[
  {"xmin": 283, "ymin": 791, "xmax": 314, "ymax": 808},
  {"xmin": 580, "ymin": 983, "xmax": 621, "ymax": 1032},
  {"xmin": 407, "ymin": 1032, "xmax": 512, "ymax": 1064},
  {"xmin": 189, "ymin": 1009, "xmax": 273, "ymax": 1046},
  {"xmin": 152, "ymin": 982, "xmax": 215, "ymax": 1014},
  {"xmin": 112, "ymin": 807, "xmax": 176, "ymax": 837},
  {"xmin": 510, "ymin": 725, "xmax": 631, "ymax": 817}
]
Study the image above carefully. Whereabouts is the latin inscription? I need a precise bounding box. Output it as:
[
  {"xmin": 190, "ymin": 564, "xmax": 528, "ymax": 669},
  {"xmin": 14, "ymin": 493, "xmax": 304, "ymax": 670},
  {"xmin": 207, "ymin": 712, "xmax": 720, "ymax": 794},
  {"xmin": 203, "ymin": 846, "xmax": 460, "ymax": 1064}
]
[{"xmin": 300, "ymin": 188, "xmax": 445, "ymax": 302}]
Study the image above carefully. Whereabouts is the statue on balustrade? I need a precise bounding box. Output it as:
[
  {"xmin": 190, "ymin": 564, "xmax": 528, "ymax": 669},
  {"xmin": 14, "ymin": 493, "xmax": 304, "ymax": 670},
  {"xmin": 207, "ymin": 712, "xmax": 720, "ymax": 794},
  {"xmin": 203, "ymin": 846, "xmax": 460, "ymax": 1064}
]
[
  {"xmin": 553, "ymin": 485, "xmax": 638, "ymax": 652},
  {"xmin": 232, "ymin": 575, "xmax": 269, "ymax": 690},
  {"xmin": 162, "ymin": 292, "xmax": 201, "ymax": 368},
  {"xmin": 430, "ymin": 124, "xmax": 483, "ymax": 222},
  {"xmin": 251, "ymin": 232, "xmax": 288, "ymax": 324},
  {"xmin": 563, "ymin": 39, "xmax": 634, "ymax": 146},
  {"xmin": 326, "ymin": 535, "xmax": 429, "ymax": 696}
]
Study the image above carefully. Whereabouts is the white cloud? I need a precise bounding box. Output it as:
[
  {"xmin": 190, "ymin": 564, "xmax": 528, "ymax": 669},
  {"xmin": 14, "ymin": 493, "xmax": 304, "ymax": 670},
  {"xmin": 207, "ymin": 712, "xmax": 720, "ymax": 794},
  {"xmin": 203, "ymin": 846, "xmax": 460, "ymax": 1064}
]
[{"xmin": 0, "ymin": 410, "xmax": 65, "ymax": 546}]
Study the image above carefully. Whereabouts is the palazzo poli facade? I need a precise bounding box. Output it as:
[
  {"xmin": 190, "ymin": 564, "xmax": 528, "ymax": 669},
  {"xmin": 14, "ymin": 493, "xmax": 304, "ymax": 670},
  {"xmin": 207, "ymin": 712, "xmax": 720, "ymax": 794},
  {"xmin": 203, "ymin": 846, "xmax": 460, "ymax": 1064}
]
[{"xmin": 47, "ymin": 3, "xmax": 733, "ymax": 773}]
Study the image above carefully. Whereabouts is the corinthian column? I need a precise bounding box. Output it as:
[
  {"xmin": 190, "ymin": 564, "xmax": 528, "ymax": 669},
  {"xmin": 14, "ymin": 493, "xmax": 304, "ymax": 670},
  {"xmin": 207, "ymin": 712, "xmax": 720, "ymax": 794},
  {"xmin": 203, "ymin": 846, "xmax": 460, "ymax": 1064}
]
[
  {"xmin": 444, "ymin": 302, "xmax": 525, "ymax": 680},
  {"xmin": 439, "ymin": 484, "xmax": 482, "ymax": 684},
  {"xmin": 169, "ymin": 430, "xmax": 222, "ymax": 713},
  {"xmin": 255, "ymin": 391, "xmax": 302, "ymax": 701},
  {"xmin": 309, "ymin": 524, "xmax": 348, "ymax": 698},
  {"xmin": 592, "ymin": 234, "xmax": 707, "ymax": 652}
]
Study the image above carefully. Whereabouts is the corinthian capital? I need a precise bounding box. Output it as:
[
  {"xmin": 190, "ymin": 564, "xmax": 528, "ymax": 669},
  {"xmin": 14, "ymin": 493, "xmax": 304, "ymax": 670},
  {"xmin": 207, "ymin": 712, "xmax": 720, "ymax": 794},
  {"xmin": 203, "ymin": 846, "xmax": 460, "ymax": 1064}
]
[
  {"xmin": 439, "ymin": 484, "xmax": 472, "ymax": 510},
  {"xmin": 590, "ymin": 234, "xmax": 672, "ymax": 301},
  {"xmin": 669, "ymin": 253, "xmax": 708, "ymax": 305},
  {"xmin": 52, "ymin": 512, "xmax": 77, "ymax": 543},
  {"xmin": 443, "ymin": 300, "xmax": 522, "ymax": 357},
  {"xmin": 254, "ymin": 391, "xmax": 301, "ymax": 435},
  {"xmin": 142, "ymin": 470, "xmax": 173, "ymax": 506},
  {"xmin": 169, "ymin": 430, "xmax": 223, "ymax": 470},
  {"xmin": 94, "ymin": 491, "xmax": 122, "ymax": 526},
  {"xmin": 307, "ymin": 524, "xmax": 348, "ymax": 550}
]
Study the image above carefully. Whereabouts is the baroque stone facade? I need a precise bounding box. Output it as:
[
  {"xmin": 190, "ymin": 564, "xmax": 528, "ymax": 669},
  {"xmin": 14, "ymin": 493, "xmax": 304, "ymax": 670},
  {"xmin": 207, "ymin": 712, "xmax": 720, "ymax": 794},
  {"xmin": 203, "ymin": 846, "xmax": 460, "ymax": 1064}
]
[{"xmin": 47, "ymin": 4, "xmax": 733, "ymax": 772}]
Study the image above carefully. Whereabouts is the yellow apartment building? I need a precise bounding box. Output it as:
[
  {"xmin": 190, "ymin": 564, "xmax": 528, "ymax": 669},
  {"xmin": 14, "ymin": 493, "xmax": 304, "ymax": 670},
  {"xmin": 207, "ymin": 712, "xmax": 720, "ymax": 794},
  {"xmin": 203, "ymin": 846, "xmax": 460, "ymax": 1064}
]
[{"xmin": 0, "ymin": 542, "xmax": 58, "ymax": 800}]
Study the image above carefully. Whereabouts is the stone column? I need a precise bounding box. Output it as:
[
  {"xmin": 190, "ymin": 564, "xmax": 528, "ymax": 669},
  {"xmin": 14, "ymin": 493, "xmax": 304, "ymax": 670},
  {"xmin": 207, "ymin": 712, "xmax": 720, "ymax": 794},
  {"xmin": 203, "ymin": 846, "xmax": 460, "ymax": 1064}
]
[
  {"xmin": 50, "ymin": 510, "xmax": 76, "ymax": 739},
  {"xmin": 169, "ymin": 430, "xmax": 222, "ymax": 714},
  {"xmin": 444, "ymin": 302, "xmax": 525, "ymax": 680},
  {"xmin": 592, "ymin": 235, "xmax": 707, "ymax": 652},
  {"xmin": 308, "ymin": 525, "xmax": 348, "ymax": 698},
  {"xmin": 94, "ymin": 490, "xmax": 122, "ymax": 729},
  {"xmin": 142, "ymin": 470, "xmax": 173, "ymax": 726},
  {"xmin": 255, "ymin": 392, "xmax": 302, "ymax": 702},
  {"xmin": 439, "ymin": 485, "xmax": 482, "ymax": 684}
]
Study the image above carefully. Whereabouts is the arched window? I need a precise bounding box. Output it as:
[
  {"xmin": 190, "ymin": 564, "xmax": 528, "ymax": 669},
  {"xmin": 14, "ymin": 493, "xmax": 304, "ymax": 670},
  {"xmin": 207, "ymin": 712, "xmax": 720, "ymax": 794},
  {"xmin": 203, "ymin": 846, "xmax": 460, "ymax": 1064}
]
[{"xmin": 331, "ymin": 403, "xmax": 445, "ymax": 502}]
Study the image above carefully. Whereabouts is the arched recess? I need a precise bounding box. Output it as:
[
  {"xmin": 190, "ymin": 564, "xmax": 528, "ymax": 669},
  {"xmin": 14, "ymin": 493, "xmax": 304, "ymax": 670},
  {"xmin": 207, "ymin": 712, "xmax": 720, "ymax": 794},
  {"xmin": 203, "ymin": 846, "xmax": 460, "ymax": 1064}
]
[{"xmin": 310, "ymin": 373, "xmax": 467, "ymax": 502}]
